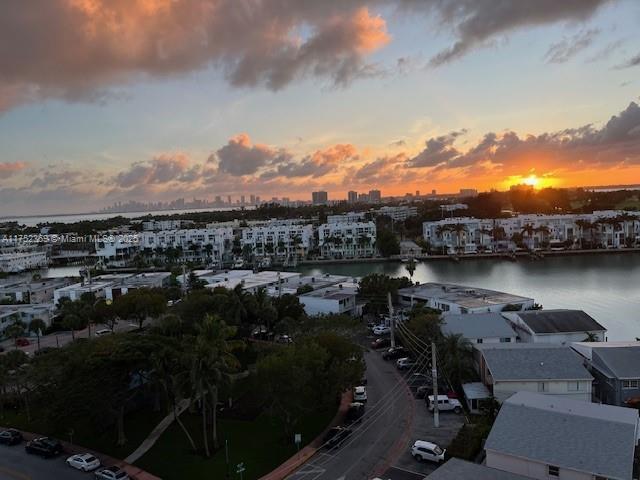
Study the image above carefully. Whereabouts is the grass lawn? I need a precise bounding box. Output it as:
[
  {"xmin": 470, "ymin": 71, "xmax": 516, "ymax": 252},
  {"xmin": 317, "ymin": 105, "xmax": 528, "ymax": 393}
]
[
  {"xmin": 0, "ymin": 407, "xmax": 164, "ymax": 460},
  {"xmin": 135, "ymin": 408, "xmax": 334, "ymax": 480}
]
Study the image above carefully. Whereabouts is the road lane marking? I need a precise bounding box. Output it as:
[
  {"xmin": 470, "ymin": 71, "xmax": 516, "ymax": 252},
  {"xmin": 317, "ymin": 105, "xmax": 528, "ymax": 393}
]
[{"xmin": 0, "ymin": 466, "xmax": 32, "ymax": 480}]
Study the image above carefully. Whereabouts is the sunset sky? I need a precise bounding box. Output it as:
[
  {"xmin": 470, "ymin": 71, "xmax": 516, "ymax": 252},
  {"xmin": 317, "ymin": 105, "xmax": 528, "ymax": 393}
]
[{"xmin": 1, "ymin": 0, "xmax": 640, "ymax": 216}]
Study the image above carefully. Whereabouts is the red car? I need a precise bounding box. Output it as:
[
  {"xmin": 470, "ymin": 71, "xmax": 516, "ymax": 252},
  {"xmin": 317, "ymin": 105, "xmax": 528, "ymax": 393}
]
[{"xmin": 16, "ymin": 338, "xmax": 30, "ymax": 347}]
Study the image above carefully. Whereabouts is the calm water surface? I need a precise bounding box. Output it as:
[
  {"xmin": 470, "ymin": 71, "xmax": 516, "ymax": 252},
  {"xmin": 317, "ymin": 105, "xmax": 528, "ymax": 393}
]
[{"xmin": 298, "ymin": 253, "xmax": 640, "ymax": 341}]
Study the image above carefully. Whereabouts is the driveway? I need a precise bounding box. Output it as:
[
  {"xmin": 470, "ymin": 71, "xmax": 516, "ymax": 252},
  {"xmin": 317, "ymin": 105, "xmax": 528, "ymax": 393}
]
[
  {"xmin": 0, "ymin": 444, "xmax": 90, "ymax": 480},
  {"xmin": 286, "ymin": 343, "xmax": 415, "ymax": 480}
]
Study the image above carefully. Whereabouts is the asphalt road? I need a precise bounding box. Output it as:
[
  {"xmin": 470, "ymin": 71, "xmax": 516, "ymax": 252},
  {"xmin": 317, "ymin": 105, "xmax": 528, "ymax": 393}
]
[
  {"xmin": 0, "ymin": 444, "xmax": 90, "ymax": 480},
  {"xmin": 286, "ymin": 346, "xmax": 414, "ymax": 480}
]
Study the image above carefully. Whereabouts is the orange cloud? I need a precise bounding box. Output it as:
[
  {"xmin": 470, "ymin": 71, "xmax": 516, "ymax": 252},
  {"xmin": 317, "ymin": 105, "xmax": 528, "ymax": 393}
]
[{"xmin": 0, "ymin": 161, "xmax": 27, "ymax": 178}]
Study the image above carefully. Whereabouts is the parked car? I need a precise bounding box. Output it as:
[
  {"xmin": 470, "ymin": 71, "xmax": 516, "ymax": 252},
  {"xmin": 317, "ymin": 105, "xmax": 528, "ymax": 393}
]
[
  {"xmin": 66, "ymin": 453, "xmax": 101, "ymax": 472},
  {"xmin": 25, "ymin": 437, "xmax": 63, "ymax": 458},
  {"xmin": 426, "ymin": 395, "xmax": 463, "ymax": 414},
  {"xmin": 410, "ymin": 440, "xmax": 445, "ymax": 463},
  {"xmin": 373, "ymin": 325, "xmax": 390, "ymax": 336},
  {"xmin": 370, "ymin": 337, "xmax": 390, "ymax": 349},
  {"xmin": 396, "ymin": 357, "xmax": 416, "ymax": 370},
  {"xmin": 95, "ymin": 329, "xmax": 112, "ymax": 336},
  {"xmin": 407, "ymin": 373, "xmax": 430, "ymax": 387},
  {"xmin": 382, "ymin": 347, "xmax": 408, "ymax": 360},
  {"xmin": 16, "ymin": 338, "xmax": 30, "ymax": 347},
  {"xmin": 95, "ymin": 466, "xmax": 130, "ymax": 480},
  {"xmin": 277, "ymin": 334, "xmax": 293, "ymax": 344},
  {"xmin": 353, "ymin": 386, "xmax": 368, "ymax": 402},
  {"xmin": 345, "ymin": 402, "xmax": 365, "ymax": 424},
  {"xmin": 323, "ymin": 426, "xmax": 352, "ymax": 449},
  {"xmin": 0, "ymin": 429, "xmax": 23, "ymax": 445}
]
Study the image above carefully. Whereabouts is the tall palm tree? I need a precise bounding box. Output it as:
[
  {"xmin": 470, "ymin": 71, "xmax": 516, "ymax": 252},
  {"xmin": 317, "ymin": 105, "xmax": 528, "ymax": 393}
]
[
  {"xmin": 535, "ymin": 225, "xmax": 551, "ymax": 249},
  {"xmin": 575, "ymin": 219, "xmax": 592, "ymax": 249},
  {"xmin": 190, "ymin": 315, "xmax": 241, "ymax": 456},
  {"xmin": 521, "ymin": 224, "xmax": 536, "ymax": 249},
  {"xmin": 438, "ymin": 333, "xmax": 474, "ymax": 388},
  {"xmin": 28, "ymin": 318, "xmax": 46, "ymax": 351}
]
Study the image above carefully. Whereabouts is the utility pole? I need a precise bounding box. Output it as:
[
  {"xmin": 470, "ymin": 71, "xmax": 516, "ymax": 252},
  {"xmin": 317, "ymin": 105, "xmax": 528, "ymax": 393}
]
[
  {"xmin": 432, "ymin": 341, "xmax": 439, "ymax": 428},
  {"xmin": 388, "ymin": 292, "xmax": 395, "ymax": 348},
  {"xmin": 181, "ymin": 264, "xmax": 187, "ymax": 295}
]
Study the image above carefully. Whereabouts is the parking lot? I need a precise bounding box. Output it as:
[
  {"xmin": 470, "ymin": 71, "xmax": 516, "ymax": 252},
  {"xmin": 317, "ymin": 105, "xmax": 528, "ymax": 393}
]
[{"xmin": 0, "ymin": 443, "xmax": 90, "ymax": 480}]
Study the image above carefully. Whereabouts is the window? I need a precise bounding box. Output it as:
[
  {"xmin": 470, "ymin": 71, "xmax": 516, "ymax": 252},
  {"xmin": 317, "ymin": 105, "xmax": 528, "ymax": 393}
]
[
  {"xmin": 476, "ymin": 338, "xmax": 483, "ymax": 344},
  {"xmin": 538, "ymin": 382, "xmax": 547, "ymax": 392},
  {"xmin": 567, "ymin": 381, "xmax": 581, "ymax": 391},
  {"xmin": 622, "ymin": 380, "xmax": 639, "ymax": 389},
  {"xmin": 547, "ymin": 465, "xmax": 559, "ymax": 477},
  {"xmin": 500, "ymin": 337, "xmax": 511, "ymax": 343}
]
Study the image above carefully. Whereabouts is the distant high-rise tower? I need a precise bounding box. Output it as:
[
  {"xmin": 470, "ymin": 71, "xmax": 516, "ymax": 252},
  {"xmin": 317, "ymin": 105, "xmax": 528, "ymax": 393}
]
[
  {"xmin": 348, "ymin": 191, "xmax": 358, "ymax": 203},
  {"xmin": 312, "ymin": 191, "xmax": 328, "ymax": 205},
  {"xmin": 250, "ymin": 194, "xmax": 256, "ymax": 204},
  {"xmin": 368, "ymin": 189, "xmax": 381, "ymax": 203},
  {"xmin": 227, "ymin": 195, "xmax": 232, "ymax": 204},
  {"xmin": 240, "ymin": 195, "xmax": 246, "ymax": 204}
]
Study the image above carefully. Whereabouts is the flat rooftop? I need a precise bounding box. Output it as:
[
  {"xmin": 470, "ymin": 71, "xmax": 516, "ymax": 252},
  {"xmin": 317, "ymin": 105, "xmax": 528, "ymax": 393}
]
[
  {"xmin": 300, "ymin": 285, "xmax": 357, "ymax": 301},
  {"xmin": 399, "ymin": 283, "xmax": 533, "ymax": 308}
]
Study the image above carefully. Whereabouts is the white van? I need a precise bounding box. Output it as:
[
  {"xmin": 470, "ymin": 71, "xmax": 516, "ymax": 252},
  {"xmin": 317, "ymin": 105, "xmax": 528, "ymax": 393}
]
[
  {"xmin": 410, "ymin": 440, "xmax": 445, "ymax": 463},
  {"xmin": 426, "ymin": 395, "xmax": 462, "ymax": 413}
]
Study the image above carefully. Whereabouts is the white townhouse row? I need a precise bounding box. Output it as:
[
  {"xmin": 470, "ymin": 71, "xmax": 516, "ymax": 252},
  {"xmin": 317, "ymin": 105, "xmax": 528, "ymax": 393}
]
[
  {"xmin": 318, "ymin": 221, "xmax": 377, "ymax": 259},
  {"xmin": 423, "ymin": 210, "xmax": 640, "ymax": 254},
  {"xmin": 95, "ymin": 227, "xmax": 234, "ymax": 266},
  {"xmin": 240, "ymin": 224, "xmax": 314, "ymax": 261},
  {"xmin": 0, "ymin": 248, "xmax": 49, "ymax": 273}
]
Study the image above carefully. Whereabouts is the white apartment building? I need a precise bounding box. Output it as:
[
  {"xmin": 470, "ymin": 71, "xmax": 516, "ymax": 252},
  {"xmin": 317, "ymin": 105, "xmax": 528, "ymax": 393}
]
[
  {"xmin": 318, "ymin": 222, "xmax": 376, "ymax": 259},
  {"xmin": 423, "ymin": 210, "xmax": 640, "ymax": 254},
  {"xmin": 141, "ymin": 219, "xmax": 194, "ymax": 231},
  {"xmin": 298, "ymin": 283, "xmax": 359, "ymax": 316},
  {"xmin": 376, "ymin": 205, "xmax": 418, "ymax": 221},
  {"xmin": 0, "ymin": 249, "xmax": 49, "ymax": 273},
  {"xmin": 327, "ymin": 212, "xmax": 366, "ymax": 224},
  {"xmin": 240, "ymin": 224, "xmax": 314, "ymax": 261},
  {"xmin": 141, "ymin": 227, "xmax": 234, "ymax": 264}
]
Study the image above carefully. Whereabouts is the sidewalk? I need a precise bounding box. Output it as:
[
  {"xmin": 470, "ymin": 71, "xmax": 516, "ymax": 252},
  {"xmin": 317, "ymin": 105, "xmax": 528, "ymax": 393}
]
[
  {"xmin": 125, "ymin": 398, "xmax": 190, "ymax": 464},
  {"xmin": 1, "ymin": 426, "xmax": 162, "ymax": 480},
  {"xmin": 257, "ymin": 390, "xmax": 352, "ymax": 480}
]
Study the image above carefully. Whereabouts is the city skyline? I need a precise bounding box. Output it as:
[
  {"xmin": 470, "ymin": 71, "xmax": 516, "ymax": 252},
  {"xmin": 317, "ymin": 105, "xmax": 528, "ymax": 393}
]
[{"xmin": 1, "ymin": 0, "xmax": 640, "ymax": 216}]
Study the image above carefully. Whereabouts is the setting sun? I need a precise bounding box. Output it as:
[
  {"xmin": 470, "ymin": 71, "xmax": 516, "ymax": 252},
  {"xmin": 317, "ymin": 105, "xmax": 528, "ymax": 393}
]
[{"xmin": 523, "ymin": 175, "xmax": 539, "ymax": 187}]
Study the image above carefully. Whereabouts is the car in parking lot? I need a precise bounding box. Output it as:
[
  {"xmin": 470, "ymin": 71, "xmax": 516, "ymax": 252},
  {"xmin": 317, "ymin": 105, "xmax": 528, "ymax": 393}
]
[
  {"xmin": 94, "ymin": 466, "xmax": 130, "ymax": 480},
  {"xmin": 370, "ymin": 337, "xmax": 390, "ymax": 349},
  {"xmin": 353, "ymin": 385, "xmax": 368, "ymax": 402},
  {"xmin": 0, "ymin": 428, "xmax": 23, "ymax": 445},
  {"xmin": 25, "ymin": 437, "xmax": 63, "ymax": 458},
  {"xmin": 345, "ymin": 402, "xmax": 365, "ymax": 424},
  {"xmin": 410, "ymin": 440, "xmax": 445, "ymax": 463},
  {"xmin": 323, "ymin": 426, "xmax": 353, "ymax": 449},
  {"xmin": 16, "ymin": 337, "xmax": 30, "ymax": 347},
  {"xmin": 396, "ymin": 357, "xmax": 416, "ymax": 370},
  {"xmin": 66, "ymin": 453, "xmax": 101, "ymax": 471},
  {"xmin": 381, "ymin": 346, "xmax": 408, "ymax": 360},
  {"xmin": 426, "ymin": 394, "xmax": 463, "ymax": 413},
  {"xmin": 373, "ymin": 325, "xmax": 390, "ymax": 336},
  {"xmin": 95, "ymin": 329, "xmax": 112, "ymax": 336}
]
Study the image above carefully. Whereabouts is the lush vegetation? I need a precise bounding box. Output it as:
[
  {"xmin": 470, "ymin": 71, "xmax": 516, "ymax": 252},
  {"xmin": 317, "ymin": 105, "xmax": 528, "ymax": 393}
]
[{"xmin": 0, "ymin": 284, "xmax": 364, "ymax": 480}]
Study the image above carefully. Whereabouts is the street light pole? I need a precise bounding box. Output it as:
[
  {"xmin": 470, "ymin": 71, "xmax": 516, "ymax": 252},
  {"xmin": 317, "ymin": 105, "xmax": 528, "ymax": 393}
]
[
  {"xmin": 387, "ymin": 292, "xmax": 395, "ymax": 348},
  {"xmin": 432, "ymin": 341, "xmax": 439, "ymax": 428}
]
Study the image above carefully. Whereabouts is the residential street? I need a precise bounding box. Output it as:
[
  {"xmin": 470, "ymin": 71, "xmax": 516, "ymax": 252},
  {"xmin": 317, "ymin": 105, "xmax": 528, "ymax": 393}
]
[
  {"xmin": 286, "ymin": 345, "xmax": 415, "ymax": 480},
  {"xmin": 0, "ymin": 445, "xmax": 88, "ymax": 480},
  {"xmin": 286, "ymin": 334, "xmax": 466, "ymax": 480}
]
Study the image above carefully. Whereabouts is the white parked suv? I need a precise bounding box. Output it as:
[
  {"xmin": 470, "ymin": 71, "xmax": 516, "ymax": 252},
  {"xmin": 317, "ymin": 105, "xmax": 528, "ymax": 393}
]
[
  {"xmin": 426, "ymin": 394, "xmax": 462, "ymax": 413},
  {"xmin": 373, "ymin": 325, "xmax": 390, "ymax": 336},
  {"xmin": 353, "ymin": 386, "xmax": 368, "ymax": 402},
  {"xmin": 66, "ymin": 453, "xmax": 101, "ymax": 471},
  {"xmin": 411, "ymin": 440, "xmax": 445, "ymax": 463}
]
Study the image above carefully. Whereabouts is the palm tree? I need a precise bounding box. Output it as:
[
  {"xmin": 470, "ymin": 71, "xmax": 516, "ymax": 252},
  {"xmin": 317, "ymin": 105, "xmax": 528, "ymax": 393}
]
[
  {"xmin": 521, "ymin": 224, "xmax": 535, "ymax": 250},
  {"xmin": 435, "ymin": 224, "xmax": 451, "ymax": 254},
  {"xmin": 582, "ymin": 331, "xmax": 600, "ymax": 342},
  {"xmin": 478, "ymin": 228, "xmax": 492, "ymax": 251},
  {"xmin": 62, "ymin": 313, "xmax": 82, "ymax": 340},
  {"xmin": 438, "ymin": 333, "xmax": 474, "ymax": 388},
  {"xmin": 190, "ymin": 315, "xmax": 241, "ymax": 456},
  {"xmin": 575, "ymin": 219, "xmax": 592, "ymax": 249},
  {"xmin": 491, "ymin": 225, "xmax": 506, "ymax": 251},
  {"xmin": 28, "ymin": 318, "xmax": 46, "ymax": 351},
  {"xmin": 535, "ymin": 225, "xmax": 551, "ymax": 249}
]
